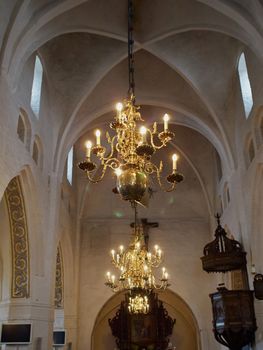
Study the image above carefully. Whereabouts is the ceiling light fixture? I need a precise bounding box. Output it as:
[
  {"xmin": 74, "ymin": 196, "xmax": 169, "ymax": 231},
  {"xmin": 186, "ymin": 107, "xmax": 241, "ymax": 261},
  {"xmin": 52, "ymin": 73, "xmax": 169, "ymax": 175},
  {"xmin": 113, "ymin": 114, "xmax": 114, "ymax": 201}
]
[
  {"xmin": 78, "ymin": 0, "xmax": 183, "ymax": 204},
  {"xmin": 105, "ymin": 204, "xmax": 170, "ymax": 313}
]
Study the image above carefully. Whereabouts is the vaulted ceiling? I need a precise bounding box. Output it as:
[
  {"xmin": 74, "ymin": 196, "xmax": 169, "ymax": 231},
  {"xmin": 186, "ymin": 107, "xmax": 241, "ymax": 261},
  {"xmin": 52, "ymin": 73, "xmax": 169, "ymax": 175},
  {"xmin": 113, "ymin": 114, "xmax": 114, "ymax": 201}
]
[{"xmin": 1, "ymin": 0, "xmax": 263, "ymax": 200}]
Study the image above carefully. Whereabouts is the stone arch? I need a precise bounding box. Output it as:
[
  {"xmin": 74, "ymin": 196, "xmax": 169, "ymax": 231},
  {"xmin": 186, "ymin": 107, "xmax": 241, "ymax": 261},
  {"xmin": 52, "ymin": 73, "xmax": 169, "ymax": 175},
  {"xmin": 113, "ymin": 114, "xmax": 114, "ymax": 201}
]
[
  {"xmin": 17, "ymin": 108, "xmax": 32, "ymax": 151},
  {"xmin": 91, "ymin": 289, "xmax": 201, "ymax": 350},
  {"xmin": 4, "ymin": 176, "xmax": 30, "ymax": 298}
]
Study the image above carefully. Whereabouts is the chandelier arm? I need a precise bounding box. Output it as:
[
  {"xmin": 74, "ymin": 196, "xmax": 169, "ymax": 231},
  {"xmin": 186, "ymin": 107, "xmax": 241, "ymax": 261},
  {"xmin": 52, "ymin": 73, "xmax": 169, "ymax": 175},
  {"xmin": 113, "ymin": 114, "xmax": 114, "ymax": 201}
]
[
  {"xmin": 103, "ymin": 136, "xmax": 118, "ymax": 161},
  {"xmin": 104, "ymin": 157, "xmax": 121, "ymax": 170},
  {"xmin": 156, "ymin": 169, "xmax": 177, "ymax": 192},
  {"xmin": 86, "ymin": 164, "xmax": 108, "ymax": 183},
  {"xmin": 148, "ymin": 129, "xmax": 166, "ymax": 150}
]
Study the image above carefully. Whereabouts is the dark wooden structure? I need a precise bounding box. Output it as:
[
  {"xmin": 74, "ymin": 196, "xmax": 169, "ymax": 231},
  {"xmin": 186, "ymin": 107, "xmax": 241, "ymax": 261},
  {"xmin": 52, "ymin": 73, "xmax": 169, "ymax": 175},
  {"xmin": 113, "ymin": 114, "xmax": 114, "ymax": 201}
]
[
  {"xmin": 210, "ymin": 287, "xmax": 257, "ymax": 350},
  {"xmin": 201, "ymin": 214, "xmax": 246, "ymax": 273},
  {"xmin": 109, "ymin": 293, "xmax": 175, "ymax": 350},
  {"xmin": 254, "ymin": 274, "xmax": 263, "ymax": 300}
]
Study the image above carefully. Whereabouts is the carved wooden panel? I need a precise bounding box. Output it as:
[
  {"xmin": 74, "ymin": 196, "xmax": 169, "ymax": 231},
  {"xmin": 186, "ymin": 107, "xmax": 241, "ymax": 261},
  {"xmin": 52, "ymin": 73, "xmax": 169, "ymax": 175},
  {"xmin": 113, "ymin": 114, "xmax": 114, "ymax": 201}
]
[{"xmin": 5, "ymin": 177, "xmax": 30, "ymax": 298}]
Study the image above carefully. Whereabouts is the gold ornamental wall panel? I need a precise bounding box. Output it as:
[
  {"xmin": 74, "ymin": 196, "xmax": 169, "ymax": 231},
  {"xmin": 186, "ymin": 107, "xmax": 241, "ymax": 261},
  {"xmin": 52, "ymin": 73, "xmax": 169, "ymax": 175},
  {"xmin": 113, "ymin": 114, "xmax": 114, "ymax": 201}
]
[
  {"xmin": 54, "ymin": 243, "xmax": 64, "ymax": 308},
  {"xmin": 5, "ymin": 177, "xmax": 30, "ymax": 298}
]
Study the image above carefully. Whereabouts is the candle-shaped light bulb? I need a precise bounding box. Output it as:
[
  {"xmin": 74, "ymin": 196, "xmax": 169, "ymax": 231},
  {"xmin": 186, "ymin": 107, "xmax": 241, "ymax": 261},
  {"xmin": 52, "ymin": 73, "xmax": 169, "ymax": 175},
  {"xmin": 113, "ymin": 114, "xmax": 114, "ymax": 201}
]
[
  {"xmin": 144, "ymin": 265, "xmax": 148, "ymax": 272},
  {"xmin": 111, "ymin": 275, "xmax": 115, "ymax": 283},
  {"xmin": 116, "ymin": 102, "xmax": 123, "ymax": 112},
  {"xmin": 106, "ymin": 271, "xmax": 111, "ymax": 280},
  {"xmin": 116, "ymin": 102, "xmax": 123, "ymax": 122},
  {"xmin": 164, "ymin": 272, "xmax": 168, "ymax": 280},
  {"xmin": 111, "ymin": 249, "xmax": 115, "ymax": 258},
  {"xmin": 172, "ymin": 153, "xmax": 178, "ymax": 171},
  {"xmin": 140, "ymin": 126, "xmax": 147, "ymax": 143},
  {"xmin": 147, "ymin": 252, "xmax": 152, "ymax": 260},
  {"xmin": 163, "ymin": 113, "xmax": 169, "ymax": 132},
  {"xmin": 95, "ymin": 129, "xmax": 101, "ymax": 145},
  {"xmin": 85, "ymin": 141, "xmax": 92, "ymax": 158},
  {"xmin": 115, "ymin": 168, "xmax": 122, "ymax": 177},
  {"xmin": 119, "ymin": 245, "xmax": 124, "ymax": 254},
  {"xmin": 155, "ymin": 245, "xmax": 159, "ymax": 252}
]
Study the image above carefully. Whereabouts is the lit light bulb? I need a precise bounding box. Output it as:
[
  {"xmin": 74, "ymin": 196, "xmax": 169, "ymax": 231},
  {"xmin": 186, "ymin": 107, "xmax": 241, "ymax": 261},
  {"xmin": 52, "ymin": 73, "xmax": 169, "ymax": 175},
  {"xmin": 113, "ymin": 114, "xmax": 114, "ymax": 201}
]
[
  {"xmin": 116, "ymin": 102, "xmax": 123, "ymax": 112},
  {"xmin": 155, "ymin": 245, "xmax": 159, "ymax": 251},
  {"xmin": 111, "ymin": 249, "xmax": 115, "ymax": 258},
  {"xmin": 119, "ymin": 245, "xmax": 124, "ymax": 253},
  {"xmin": 115, "ymin": 168, "xmax": 122, "ymax": 177},
  {"xmin": 85, "ymin": 141, "xmax": 92, "ymax": 158},
  {"xmin": 163, "ymin": 113, "xmax": 169, "ymax": 132},
  {"xmin": 140, "ymin": 126, "xmax": 147, "ymax": 143},
  {"xmin": 95, "ymin": 129, "xmax": 101, "ymax": 145},
  {"xmin": 172, "ymin": 153, "xmax": 178, "ymax": 171}
]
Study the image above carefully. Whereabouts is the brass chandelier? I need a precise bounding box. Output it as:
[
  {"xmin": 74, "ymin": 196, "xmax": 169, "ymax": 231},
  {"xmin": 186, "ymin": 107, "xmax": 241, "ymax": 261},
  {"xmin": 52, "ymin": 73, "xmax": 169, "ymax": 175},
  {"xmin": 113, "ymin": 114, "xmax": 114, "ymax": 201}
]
[
  {"xmin": 105, "ymin": 205, "xmax": 170, "ymax": 313},
  {"xmin": 78, "ymin": 0, "xmax": 183, "ymax": 204}
]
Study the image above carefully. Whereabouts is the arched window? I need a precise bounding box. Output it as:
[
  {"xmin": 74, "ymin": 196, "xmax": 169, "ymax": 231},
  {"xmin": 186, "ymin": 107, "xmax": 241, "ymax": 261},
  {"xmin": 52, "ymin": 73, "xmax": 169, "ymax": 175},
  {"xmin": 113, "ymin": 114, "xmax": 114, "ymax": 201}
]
[
  {"xmin": 215, "ymin": 151, "xmax": 222, "ymax": 182},
  {"xmin": 67, "ymin": 146, "xmax": 74, "ymax": 185},
  {"xmin": 17, "ymin": 109, "xmax": 32, "ymax": 151},
  {"xmin": 238, "ymin": 53, "xmax": 253, "ymax": 119},
  {"xmin": 245, "ymin": 134, "xmax": 255, "ymax": 168},
  {"xmin": 32, "ymin": 136, "xmax": 43, "ymax": 169},
  {"xmin": 32, "ymin": 141, "xmax": 39, "ymax": 165},
  {"xmin": 30, "ymin": 55, "xmax": 43, "ymax": 118},
  {"xmin": 223, "ymin": 183, "xmax": 230, "ymax": 209},
  {"xmin": 248, "ymin": 138, "xmax": 255, "ymax": 164},
  {"xmin": 17, "ymin": 115, "xmax": 25, "ymax": 143}
]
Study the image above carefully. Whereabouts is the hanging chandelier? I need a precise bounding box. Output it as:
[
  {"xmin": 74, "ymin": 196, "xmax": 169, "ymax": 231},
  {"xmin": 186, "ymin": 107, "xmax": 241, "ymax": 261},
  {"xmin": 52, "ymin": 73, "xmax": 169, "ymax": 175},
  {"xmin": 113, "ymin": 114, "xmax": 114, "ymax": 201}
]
[
  {"xmin": 128, "ymin": 294, "xmax": 149, "ymax": 314},
  {"xmin": 78, "ymin": 0, "xmax": 183, "ymax": 204},
  {"xmin": 105, "ymin": 205, "xmax": 170, "ymax": 313}
]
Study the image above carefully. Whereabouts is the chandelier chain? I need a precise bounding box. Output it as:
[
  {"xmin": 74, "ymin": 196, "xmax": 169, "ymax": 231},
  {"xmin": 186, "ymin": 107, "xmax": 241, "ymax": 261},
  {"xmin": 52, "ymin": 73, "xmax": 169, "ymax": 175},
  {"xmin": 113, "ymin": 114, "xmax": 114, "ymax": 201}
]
[{"xmin": 128, "ymin": 0, "xmax": 135, "ymax": 98}]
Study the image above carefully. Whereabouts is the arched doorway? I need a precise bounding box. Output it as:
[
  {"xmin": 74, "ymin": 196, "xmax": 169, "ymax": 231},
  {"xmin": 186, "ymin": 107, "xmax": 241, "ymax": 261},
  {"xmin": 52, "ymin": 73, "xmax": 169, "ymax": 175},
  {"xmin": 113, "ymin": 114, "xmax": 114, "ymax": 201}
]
[{"xmin": 91, "ymin": 289, "xmax": 201, "ymax": 350}]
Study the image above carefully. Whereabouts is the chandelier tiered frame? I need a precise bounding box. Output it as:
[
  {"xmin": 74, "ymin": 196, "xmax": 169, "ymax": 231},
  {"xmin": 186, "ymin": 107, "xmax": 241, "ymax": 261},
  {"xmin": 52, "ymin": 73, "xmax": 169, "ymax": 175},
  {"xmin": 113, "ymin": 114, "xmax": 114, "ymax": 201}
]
[
  {"xmin": 105, "ymin": 225, "xmax": 169, "ymax": 294},
  {"xmin": 78, "ymin": 95, "xmax": 183, "ymax": 192}
]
